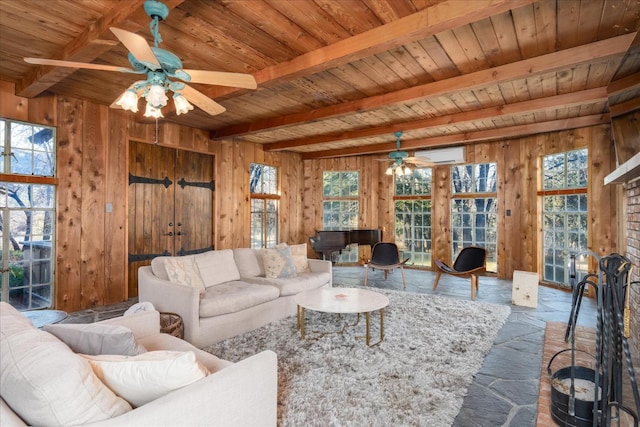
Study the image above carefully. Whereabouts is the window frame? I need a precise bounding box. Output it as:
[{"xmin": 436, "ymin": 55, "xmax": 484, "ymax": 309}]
[
  {"xmin": 450, "ymin": 163, "xmax": 498, "ymax": 272},
  {"xmin": 393, "ymin": 168, "xmax": 433, "ymax": 268},
  {"xmin": 321, "ymin": 171, "xmax": 359, "ymax": 263},
  {"xmin": 539, "ymin": 148, "xmax": 588, "ymax": 286},
  {"xmin": 0, "ymin": 118, "xmax": 58, "ymax": 310},
  {"xmin": 249, "ymin": 163, "xmax": 279, "ymax": 249},
  {"xmin": 321, "ymin": 171, "xmax": 359, "ymax": 232}
]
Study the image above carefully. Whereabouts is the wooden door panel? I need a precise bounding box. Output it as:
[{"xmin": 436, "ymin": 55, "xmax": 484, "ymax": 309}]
[
  {"xmin": 128, "ymin": 141, "xmax": 176, "ymax": 296},
  {"xmin": 175, "ymin": 149, "xmax": 214, "ymax": 255},
  {"xmin": 128, "ymin": 143, "xmax": 215, "ymax": 295}
]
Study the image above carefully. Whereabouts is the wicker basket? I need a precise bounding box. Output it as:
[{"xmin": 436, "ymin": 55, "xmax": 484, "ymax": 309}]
[{"xmin": 159, "ymin": 312, "xmax": 184, "ymax": 339}]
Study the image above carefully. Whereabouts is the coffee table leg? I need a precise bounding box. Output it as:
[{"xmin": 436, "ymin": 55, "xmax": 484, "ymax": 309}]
[
  {"xmin": 299, "ymin": 306, "xmax": 305, "ymax": 340},
  {"xmin": 365, "ymin": 312, "xmax": 371, "ymax": 346},
  {"xmin": 360, "ymin": 309, "xmax": 385, "ymax": 347}
]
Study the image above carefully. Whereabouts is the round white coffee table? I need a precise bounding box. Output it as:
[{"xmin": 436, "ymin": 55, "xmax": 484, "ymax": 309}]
[{"xmin": 295, "ymin": 287, "xmax": 389, "ymax": 346}]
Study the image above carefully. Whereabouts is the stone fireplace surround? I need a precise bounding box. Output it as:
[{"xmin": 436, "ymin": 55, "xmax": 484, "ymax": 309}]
[{"xmin": 625, "ymin": 179, "xmax": 640, "ymax": 360}]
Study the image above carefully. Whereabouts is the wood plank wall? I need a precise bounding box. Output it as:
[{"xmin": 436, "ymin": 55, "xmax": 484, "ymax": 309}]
[
  {"xmin": 302, "ymin": 125, "xmax": 618, "ymax": 280},
  {"xmin": 0, "ymin": 79, "xmax": 619, "ymax": 311},
  {"xmin": 0, "ymin": 81, "xmax": 304, "ymax": 312}
]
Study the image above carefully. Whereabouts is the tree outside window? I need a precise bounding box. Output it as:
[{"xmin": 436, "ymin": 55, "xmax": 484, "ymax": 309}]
[
  {"xmin": 249, "ymin": 163, "xmax": 278, "ymax": 248},
  {"xmin": 394, "ymin": 168, "xmax": 432, "ymax": 267},
  {"xmin": 541, "ymin": 149, "xmax": 588, "ymax": 286},
  {"xmin": 322, "ymin": 171, "xmax": 359, "ymax": 262},
  {"xmin": 451, "ymin": 163, "xmax": 498, "ymax": 272},
  {"xmin": 0, "ymin": 119, "xmax": 56, "ymax": 310}
]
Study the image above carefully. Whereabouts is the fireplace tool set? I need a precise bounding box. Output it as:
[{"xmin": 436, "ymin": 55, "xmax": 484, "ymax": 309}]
[{"xmin": 549, "ymin": 252, "xmax": 639, "ymax": 427}]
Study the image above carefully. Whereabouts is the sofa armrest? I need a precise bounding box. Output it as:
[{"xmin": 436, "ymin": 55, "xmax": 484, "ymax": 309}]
[
  {"xmin": 97, "ymin": 311, "xmax": 160, "ymax": 340},
  {"xmin": 308, "ymin": 259, "xmax": 332, "ymax": 285},
  {"xmin": 88, "ymin": 350, "xmax": 278, "ymax": 427},
  {"xmin": 137, "ymin": 266, "xmax": 201, "ymax": 345}
]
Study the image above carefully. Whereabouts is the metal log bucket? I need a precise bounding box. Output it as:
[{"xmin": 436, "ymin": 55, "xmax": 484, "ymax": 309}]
[{"xmin": 548, "ymin": 349, "xmax": 601, "ymax": 427}]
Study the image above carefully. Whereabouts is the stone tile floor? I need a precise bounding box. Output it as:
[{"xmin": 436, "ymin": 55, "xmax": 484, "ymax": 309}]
[{"xmin": 65, "ymin": 266, "xmax": 639, "ymax": 426}]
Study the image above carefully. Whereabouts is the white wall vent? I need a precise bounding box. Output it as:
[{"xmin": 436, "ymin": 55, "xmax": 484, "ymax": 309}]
[{"xmin": 414, "ymin": 146, "xmax": 465, "ymax": 165}]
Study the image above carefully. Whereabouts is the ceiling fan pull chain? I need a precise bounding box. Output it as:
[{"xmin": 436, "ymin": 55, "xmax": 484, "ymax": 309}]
[{"xmin": 154, "ymin": 118, "xmax": 159, "ymax": 145}]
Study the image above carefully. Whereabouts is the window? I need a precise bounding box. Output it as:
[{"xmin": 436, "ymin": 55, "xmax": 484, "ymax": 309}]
[
  {"xmin": 0, "ymin": 119, "xmax": 56, "ymax": 310},
  {"xmin": 322, "ymin": 171, "xmax": 359, "ymax": 262},
  {"xmin": 322, "ymin": 171, "xmax": 359, "ymax": 230},
  {"xmin": 249, "ymin": 163, "xmax": 278, "ymax": 248},
  {"xmin": 541, "ymin": 149, "xmax": 588, "ymax": 286},
  {"xmin": 394, "ymin": 168, "xmax": 432, "ymax": 267},
  {"xmin": 451, "ymin": 163, "xmax": 497, "ymax": 272}
]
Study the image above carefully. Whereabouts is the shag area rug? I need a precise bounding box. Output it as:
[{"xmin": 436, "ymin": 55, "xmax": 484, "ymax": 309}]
[{"xmin": 204, "ymin": 286, "xmax": 511, "ymax": 427}]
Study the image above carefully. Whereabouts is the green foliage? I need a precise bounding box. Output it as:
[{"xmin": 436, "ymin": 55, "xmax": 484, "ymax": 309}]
[{"xmin": 8, "ymin": 265, "xmax": 24, "ymax": 288}]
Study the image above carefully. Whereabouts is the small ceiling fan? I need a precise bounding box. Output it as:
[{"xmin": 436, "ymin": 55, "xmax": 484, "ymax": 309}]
[
  {"xmin": 23, "ymin": 0, "xmax": 257, "ymax": 118},
  {"xmin": 380, "ymin": 131, "xmax": 433, "ymax": 175}
]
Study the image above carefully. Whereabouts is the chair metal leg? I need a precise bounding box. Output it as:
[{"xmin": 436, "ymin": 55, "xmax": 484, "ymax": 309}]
[
  {"xmin": 364, "ymin": 265, "xmax": 369, "ymax": 286},
  {"xmin": 400, "ymin": 267, "xmax": 406, "ymax": 289},
  {"xmin": 433, "ymin": 270, "xmax": 442, "ymax": 290}
]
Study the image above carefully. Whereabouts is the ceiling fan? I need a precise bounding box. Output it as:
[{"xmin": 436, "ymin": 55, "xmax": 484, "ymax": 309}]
[
  {"xmin": 381, "ymin": 131, "xmax": 433, "ymax": 176},
  {"xmin": 23, "ymin": 0, "xmax": 257, "ymax": 118}
]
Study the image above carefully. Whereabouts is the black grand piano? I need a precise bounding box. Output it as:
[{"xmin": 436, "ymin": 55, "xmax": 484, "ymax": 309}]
[{"xmin": 309, "ymin": 229, "xmax": 382, "ymax": 262}]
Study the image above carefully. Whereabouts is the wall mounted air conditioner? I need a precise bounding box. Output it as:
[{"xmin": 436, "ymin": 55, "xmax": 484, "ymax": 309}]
[{"xmin": 414, "ymin": 146, "xmax": 465, "ymax": 165}]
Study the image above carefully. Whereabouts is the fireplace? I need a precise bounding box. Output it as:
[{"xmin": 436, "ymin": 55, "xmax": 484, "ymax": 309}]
[{"xmin": 625, "ymin": 179, "xmax": 640, "ymax": 360}]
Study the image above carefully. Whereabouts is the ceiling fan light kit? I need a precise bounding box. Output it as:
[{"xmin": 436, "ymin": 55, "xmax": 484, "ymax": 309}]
[{"xmin": 23, "ymin": 0, "xmax": 257, "ymax": 119}]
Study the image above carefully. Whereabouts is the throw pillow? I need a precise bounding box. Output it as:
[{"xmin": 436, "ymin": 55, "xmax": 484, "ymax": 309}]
[
  {"xmin": 195, "ymin": 249, "xmax": 241, "ymax": 287},
  {"xmin": 290, "ymin": 243, "xmax": 311, "ymax": 274},
  {"xmin": 0, "ymin": 320, "xmax": 131, "ymax": 425},
  {"xmin": 263, "ymin": 246, "xmax": 297, "ymax": 278},
  {"xmin": 82, "ymin": 351, "xmax": 209, "ymax": 408},
  {"xmin": 164, "ymin": 256, "xmax": 206, "ymax": 294},
  {"xmin": 43, "ymin": 323, "xmax": 147, "ymax": 356}
]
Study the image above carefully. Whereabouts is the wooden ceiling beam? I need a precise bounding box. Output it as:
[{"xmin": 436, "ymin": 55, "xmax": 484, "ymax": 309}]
[
  {"xmin": 212, "ymin": 33, "xmax": 634, "ymax": 140},
  {"xmin": 200, "ymin": 0, "xmax": 535, "ymax": 101},
  {"xmin": 301, "ymin": 115, "xmax": 610, "ymax": 159},
  {"xmin": 610, "ymin": 97, "xmax": 640, "ymax": 117},
  {"xmin": 264, "ymin": 87, "xmax": 609, "ymax": 151},
  {"xmin": 16, "ymin": 0, "xmax": 187, "ymax": 98},
  {"xmin": 607, "ymin": 72, "xmax": 640, "ymax": 97}
]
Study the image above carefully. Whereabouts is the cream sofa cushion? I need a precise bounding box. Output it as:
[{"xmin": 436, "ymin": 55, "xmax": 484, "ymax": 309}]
[
  {"xmin": 290, "ymin": 243, "xmax": 311, "ymax": 273},
  {"xmin": 150, "ymin": 255, "xmax": 172, "ymax": 280},
  {"xmin": 243, "ymin": 271, "xmax": 332, "ymax": 296},
  {"xmin": 83, "ymin": 351, "xmax": 209, "ymax": 408},
  {"xmin": 196, "ymin": 249, "xmax": 241, "ymax": 287},
  {"xmin": 233, "ymin": 248, "xmax": 265, "ymax": 277},
  {"xmin": 43, "ymin": 323, "xmax": 147, "ymax": 356},
  {"xmin": 199, "ymin": 281, "xmax": 280, "ymax": 317},
  {"xmin": 263, "ymin": 246, "xmax": 297, "ymax": 278},
  {"xmin": 164, "ymin": 256, "xmax": 206, "ymax": 294},
  {"xmin": 0, "ymin": 303, "xmax": 131, "ymax": 426},
  {"xmin": 138, "ymin": 333, "xmax": 233, "ymax": 373}
]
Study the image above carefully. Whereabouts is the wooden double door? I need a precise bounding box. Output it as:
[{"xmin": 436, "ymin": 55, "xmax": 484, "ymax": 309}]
[{"xmin": 128, "ymin": 141, "xmax": 214, "ymax": 296}]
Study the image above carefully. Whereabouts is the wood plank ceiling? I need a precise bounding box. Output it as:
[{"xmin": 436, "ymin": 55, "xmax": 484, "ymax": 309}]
[{"xmin": 1, "ymin": 0, "xmax": 638, "ymax": 159}]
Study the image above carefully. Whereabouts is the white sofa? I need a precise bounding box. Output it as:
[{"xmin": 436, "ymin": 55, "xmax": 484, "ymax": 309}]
[
  {"xmin": 0, "ymin": 302, "xmax": 277, "ymax": 426},
  {"xmin": 138, "ymin": 246, "xmax": 332, "ymax": 348}
]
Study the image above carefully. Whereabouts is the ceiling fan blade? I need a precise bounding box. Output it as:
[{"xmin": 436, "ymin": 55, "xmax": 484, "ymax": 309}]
[
  {"xmin": 24, "ymin": 57, "xmax": 131, "ymax": 73},
  {"xmin": 110, "ymin": 27, "xmax": 160, "ymax": 70},
  {"xmin": 405, "ymin": 157, "xmax": 434, "ymax": 167},
  {"xmin": 179, "ymin": 84, "xmax": 226, "ymax": 116},
  {"xmin": 182, "ymin": 69, "xmax": 257, "ymax": 89}
]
